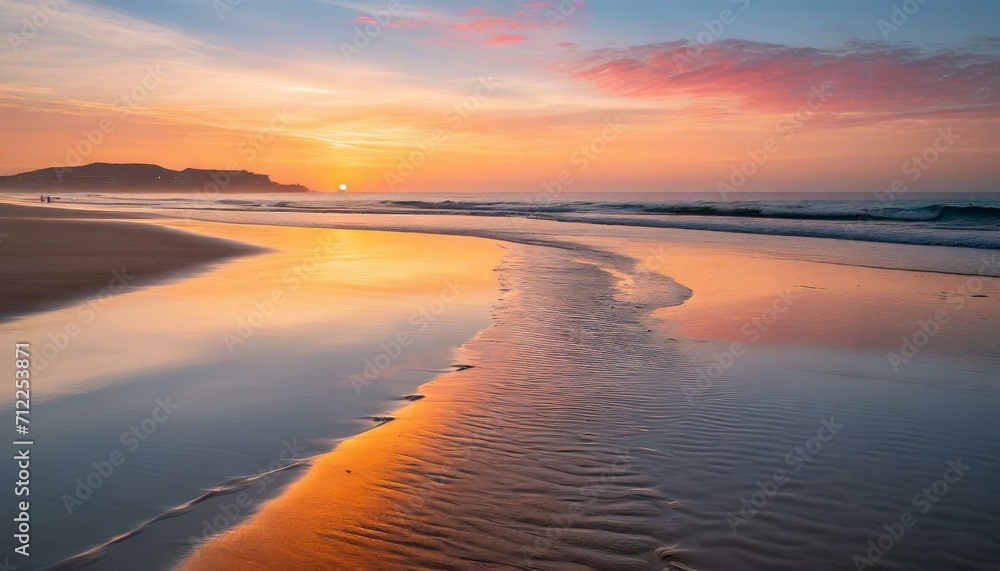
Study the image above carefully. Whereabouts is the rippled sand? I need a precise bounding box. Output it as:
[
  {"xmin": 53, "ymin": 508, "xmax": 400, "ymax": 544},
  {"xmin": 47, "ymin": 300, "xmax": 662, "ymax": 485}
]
[
  {"xmin": 182, "ymin": 216, "xmax": 1000, "ymax": 569},
  {"xmin": 184, "ymin": 241, "xmax": 697, "ymax": 570}
]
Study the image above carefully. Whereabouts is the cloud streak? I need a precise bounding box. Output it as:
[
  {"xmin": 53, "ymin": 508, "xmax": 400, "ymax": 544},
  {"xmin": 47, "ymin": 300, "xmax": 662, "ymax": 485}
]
[
  {"xmin": 485, "ymin": 35, "xmax": 528, "ymax": 46},
  {"xmin": 559, "ymin": 39, "xmax": 1000, "ymax": 124},
  {"xmin": 334, "ymin": 0, "xmax": 585, "ymax": 48}
]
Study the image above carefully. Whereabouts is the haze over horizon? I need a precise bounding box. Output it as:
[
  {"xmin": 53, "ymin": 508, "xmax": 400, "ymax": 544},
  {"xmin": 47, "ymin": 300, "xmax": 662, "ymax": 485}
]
[{"xmin": 2, "ymin": 0, "xmax": 998, "ymax": 193}]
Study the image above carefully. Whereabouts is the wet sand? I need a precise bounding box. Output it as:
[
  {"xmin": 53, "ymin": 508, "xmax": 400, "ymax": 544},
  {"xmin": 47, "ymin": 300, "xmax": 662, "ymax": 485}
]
[
  {"xmin": 1, "ymin": 213, "xmax": 503, "ymax": 569},
  {"xmin": 177, "ymin": 213, "xmax": 1000, "ymax": 570},
  {"xmin": 3, "ymin": 200, "xmax": 997, "ymax": 570},
  {"xmin": 0, "ymin": 203, "xmax": 259, "ymax": 318},
  {"xmin": 183, "ymin": 242, "xmax": 691, "ymax": 570}
]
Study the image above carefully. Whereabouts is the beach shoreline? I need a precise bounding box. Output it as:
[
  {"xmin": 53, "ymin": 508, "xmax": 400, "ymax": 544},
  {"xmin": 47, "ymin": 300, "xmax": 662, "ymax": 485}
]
[{"xmin": 3, "ymin": 199, "xmax": 998, "ymax": 570}]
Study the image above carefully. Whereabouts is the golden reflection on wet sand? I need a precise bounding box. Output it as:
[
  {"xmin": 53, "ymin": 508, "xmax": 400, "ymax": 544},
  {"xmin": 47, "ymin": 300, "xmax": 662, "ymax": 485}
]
[
  {"xmin": 5, "ymin": 218, "xmax": 502, "ymax": 401},
  {"xmin": 181, "ymin": 356, "xmax": 484, "ymax": 569}
]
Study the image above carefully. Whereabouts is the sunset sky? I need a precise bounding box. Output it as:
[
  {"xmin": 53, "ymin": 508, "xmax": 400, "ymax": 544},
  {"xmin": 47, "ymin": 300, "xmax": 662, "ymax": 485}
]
[{"xmin": 1, "ymin": 0, "xmax": 998, "ymax": 193}]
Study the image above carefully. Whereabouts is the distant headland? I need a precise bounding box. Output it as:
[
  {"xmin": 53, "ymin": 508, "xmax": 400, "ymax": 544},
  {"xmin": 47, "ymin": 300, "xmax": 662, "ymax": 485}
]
[{"xmin": 0, "ymin": 162, "xmax": 309, "ymax": 192}]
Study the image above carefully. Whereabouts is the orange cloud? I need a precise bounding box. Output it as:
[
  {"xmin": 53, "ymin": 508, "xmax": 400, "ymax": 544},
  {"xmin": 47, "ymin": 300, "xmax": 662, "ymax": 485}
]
[{"xmin": 3, "ymin": 1, "xmax": 996, "ymax": 194}]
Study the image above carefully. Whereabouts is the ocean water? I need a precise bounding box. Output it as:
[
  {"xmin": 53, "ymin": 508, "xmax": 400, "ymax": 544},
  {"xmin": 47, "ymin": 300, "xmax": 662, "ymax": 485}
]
[{"xmin": 45, "ymin": 191, "xmax": 1000, "ymax": 249}]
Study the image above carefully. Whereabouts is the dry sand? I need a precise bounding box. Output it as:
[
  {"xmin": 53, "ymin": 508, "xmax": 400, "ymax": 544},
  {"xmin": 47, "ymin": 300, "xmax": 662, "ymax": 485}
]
[{"xmin": 0, "ymin": 203, "xmax": 261, "ymax": 318}]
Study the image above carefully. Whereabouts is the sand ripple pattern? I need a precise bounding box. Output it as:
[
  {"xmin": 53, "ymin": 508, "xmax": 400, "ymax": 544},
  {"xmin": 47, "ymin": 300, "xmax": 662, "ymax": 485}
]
[
  {"xmin": 184, "ymin": 236, "xmax": 1000, "ymax": 570},
  {"xmin": 183, "ymin": 241, "xmax": 698, "ymax": 570}
]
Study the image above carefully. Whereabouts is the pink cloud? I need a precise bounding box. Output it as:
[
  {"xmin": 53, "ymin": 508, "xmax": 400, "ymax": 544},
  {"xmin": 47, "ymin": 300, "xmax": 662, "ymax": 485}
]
[
  {"xmin": 348, "ymin": 3, "xmax": 585, "ymax": 50},
  {"xmin": 353, "ymin": 15, "xmax": 418, "ymax": 29},
  {"xmin": 420, "ymin": 38, "xmax": 461, "ymax": 48},
  {"xmin": 485, "ymin": 35, "xmax": 528, "ymax": 46},
  {"xmin": 387, "ymin": 20, "xmax": 422, "ymax": 29},
  {"xmin": 559, "ymin": 39, "xmax": 1000, "ymax": 123},
  {"xmin": 454, "ymin": 18, "xmax": 529, "ymax": 32}
]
